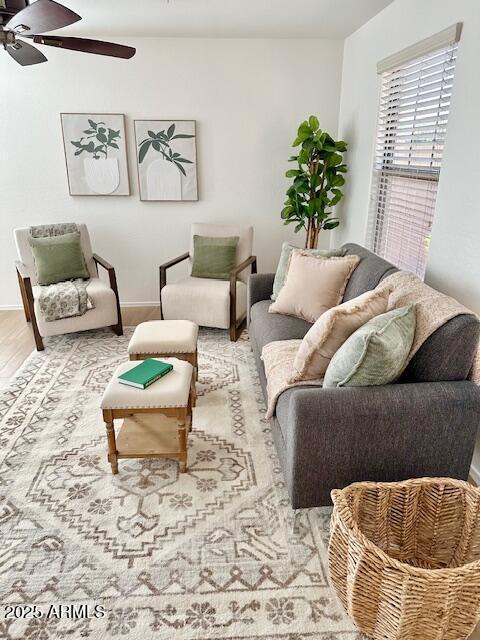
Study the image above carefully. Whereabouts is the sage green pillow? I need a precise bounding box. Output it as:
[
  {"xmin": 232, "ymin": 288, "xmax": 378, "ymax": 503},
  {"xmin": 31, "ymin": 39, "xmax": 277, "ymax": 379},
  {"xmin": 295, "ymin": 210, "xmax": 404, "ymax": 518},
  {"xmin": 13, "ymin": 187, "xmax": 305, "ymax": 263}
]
[
  {"xmin": 191, "ymin": 235, "xmax": 239, "ymax": 280},
  {"xmin": 323, "ymin": 305, "xmax": 416, "ymax": 388},
  {"xmin": 271, "ymin": 242, "xmax": 347, "ymax": 300},
  {"xmin": 29, "ymin": 232, "xmax": 89, "ymax": 286}
]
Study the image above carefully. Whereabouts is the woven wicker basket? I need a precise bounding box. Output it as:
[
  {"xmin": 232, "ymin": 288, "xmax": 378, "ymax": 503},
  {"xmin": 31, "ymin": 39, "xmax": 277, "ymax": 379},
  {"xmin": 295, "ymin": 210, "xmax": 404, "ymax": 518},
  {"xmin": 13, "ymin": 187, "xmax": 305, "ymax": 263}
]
[{"xmin": 329, "ymin": 478, "xmax": 480, "ymax": 640}]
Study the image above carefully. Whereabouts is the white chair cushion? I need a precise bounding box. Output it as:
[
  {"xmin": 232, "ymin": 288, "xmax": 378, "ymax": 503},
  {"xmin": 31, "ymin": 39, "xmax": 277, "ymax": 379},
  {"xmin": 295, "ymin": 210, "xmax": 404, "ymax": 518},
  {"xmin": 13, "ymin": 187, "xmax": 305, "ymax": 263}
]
[
  {"xmin": 128, "ymin": 320, "xmax": 198, "ymax": 355},
  {"xmin": 15, "ymin": 224, "xmax": 97, "ymax": 285},
  {"xmin": 33, "ymin": 278, "xmax": 117, "ymax": 338},
  {"xmin": 101, "ymin": 358, "xmax": 193, "ymax": 410},
  {"xmin": 161, "ymin": 277, "xmax": 247, "ymax": 330},
  {"xmin": 189, "ymin": 223, "xmax": 253, "ymax": 283}
]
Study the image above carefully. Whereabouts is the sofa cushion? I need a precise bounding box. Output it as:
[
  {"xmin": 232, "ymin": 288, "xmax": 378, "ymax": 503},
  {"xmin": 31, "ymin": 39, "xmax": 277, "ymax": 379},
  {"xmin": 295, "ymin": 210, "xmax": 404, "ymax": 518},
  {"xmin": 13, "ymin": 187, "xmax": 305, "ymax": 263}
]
[
  {"xmin": 323, "ymin": 305, "xmax": 416, "ymax": 388},
  {"xmin": 402, "ymin": 314, "xmax": 480, "ymax": 382},
  {"xmin": 249, "ymin": 300, "xmax": 311, "ymax": 355},
  {"xmin": 269, "ymin": 252, "xmax": 360, "ymax": 323},
  {"xmin": 341, "ymin": 243, "xmax": 397, "ymax": 301},
  {"xmin": 162, "ymin": 277, "xmax": 246, "ymax": 329}
]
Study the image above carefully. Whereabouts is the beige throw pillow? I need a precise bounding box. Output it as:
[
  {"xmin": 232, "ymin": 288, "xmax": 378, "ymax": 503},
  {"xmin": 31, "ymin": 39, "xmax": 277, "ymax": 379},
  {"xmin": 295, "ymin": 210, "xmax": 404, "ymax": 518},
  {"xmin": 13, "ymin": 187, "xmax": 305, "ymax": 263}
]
[
  {"xmin": 269, "ymin": 251, "xmax": 360, "ymax": 323},
  {"xmin": 289, "ymin": 287, "xmax": 391, "ymax": 383}
]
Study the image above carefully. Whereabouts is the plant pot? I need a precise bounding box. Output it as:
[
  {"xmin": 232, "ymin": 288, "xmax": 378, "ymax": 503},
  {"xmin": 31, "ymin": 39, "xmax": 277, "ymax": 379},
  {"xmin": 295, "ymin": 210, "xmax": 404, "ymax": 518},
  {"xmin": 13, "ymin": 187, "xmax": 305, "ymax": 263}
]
[
  {"xmin": 84, "ymin": 157, "xmax": 120, "ymax": 195},
  {"xmin": 146, "ymin": 158, "xmax": 182, "ymax": 201}
]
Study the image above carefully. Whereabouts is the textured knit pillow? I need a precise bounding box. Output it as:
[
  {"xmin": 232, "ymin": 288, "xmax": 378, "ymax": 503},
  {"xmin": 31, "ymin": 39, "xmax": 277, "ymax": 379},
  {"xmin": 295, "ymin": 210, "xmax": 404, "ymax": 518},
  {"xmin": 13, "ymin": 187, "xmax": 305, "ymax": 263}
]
[
  {"xmin": 191, "ymin": 235, "xmax": 239, "ymax": 280},
  {"xmin": 323, "ymin": 304, "xmax": 416, "ymax": 388},
  {"xmin": 29, "ymin": 231, "xmax": 89, "ymax": 286},
  {"xmin": 271, "ymin": 242, "xmax": 346, "ymax": 300},
  {"xmin": 290, "ymin": 287, "xmax": 391, "ymax": 383},
  {"xmin": 269, "ymin": 251, "xmax": 360, "ymax": 323}
]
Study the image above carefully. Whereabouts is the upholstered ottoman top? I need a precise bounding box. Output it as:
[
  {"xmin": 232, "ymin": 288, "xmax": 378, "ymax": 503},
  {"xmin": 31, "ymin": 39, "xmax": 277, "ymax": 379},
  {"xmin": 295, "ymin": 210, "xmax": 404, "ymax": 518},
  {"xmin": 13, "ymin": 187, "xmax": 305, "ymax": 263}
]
[
  {"xmin": 128, "ymin": 320, "xmax": 198, "ymax": 355},
  {"xmin": 101, "ymin": 358, "xmax": 193, "ymax": 410}
]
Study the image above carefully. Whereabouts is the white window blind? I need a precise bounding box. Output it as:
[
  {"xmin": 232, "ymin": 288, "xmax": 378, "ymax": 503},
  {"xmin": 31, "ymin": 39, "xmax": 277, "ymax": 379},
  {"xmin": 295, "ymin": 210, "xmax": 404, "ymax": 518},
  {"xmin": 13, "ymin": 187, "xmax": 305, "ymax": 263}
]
[{"xmin": 367, "ymin": 25, "xmax": 461, "ymax": 277}]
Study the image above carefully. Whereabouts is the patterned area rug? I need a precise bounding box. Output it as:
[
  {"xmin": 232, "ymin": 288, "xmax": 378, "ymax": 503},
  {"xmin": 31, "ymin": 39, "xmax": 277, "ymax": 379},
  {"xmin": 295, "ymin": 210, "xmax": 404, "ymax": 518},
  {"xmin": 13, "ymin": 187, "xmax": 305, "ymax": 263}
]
[{"xmin": 0, "ymin": 328, "xmax": 361, "ymax": 639}]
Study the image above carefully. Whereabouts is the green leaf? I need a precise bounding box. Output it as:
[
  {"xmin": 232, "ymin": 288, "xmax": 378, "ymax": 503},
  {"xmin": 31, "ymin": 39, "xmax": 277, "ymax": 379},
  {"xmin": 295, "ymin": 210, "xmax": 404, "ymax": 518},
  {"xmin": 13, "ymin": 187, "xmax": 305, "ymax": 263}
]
[
  {"xmin": 152, "ymin": 141, "xmax": 161, "ymax": 151},
  {"xmin": 167, "ymin": 124, "xmax": 176, "ymax": 139},
  {"xmin": 336, "ymin": 164, "xmax": 348, "ymax": 173},
  {"xmin": 171, "ymin": 134, "xmax": 195, "ymax": 140},
  {"xmin": 323, "ymin": 219, "xmax": 340, "ymax": 230},
  {"xmin": 292, "ymin": 137, "xmax": 303, "ymax": 147},
  {"xmin": 295, "ymin": 222, "xmax": 305, "ymax": 233},
  {"xmin": 176, "ymin": 157, "xmax": 193, "ymax": 164},
  {"xmin": 310, "ymin": 174, "xmax": 320, "ymax": 189},
  {"xmin": 74, "ymin": 149, "xmax": 84, "ymax": 156},
  {"xmin": 298, "ymin": 122, "xmax": 311, "ymax": 136},
  {"xmin": 309, "ymin": 115, "xmax": 319, "ymax": 130},
  {"xmin": 138, "ymin": 141, "xmax": 151, "ymax": 163},
  {"xmin": 98, "ymin": 127, "xmax": 106, "ymax": 134},
  {"xmin": 108, "ymin": 142, "xmax": 119, "ymax": 149},
  {"xmin": 70, "ymin": 141, "xmax": 83, "ymax": 148},
  {"xmin": 83, "ymin": 129, "xmax": 95, "ymax": 134},
  {"xmin": 85, "ymin": 141, "xmax": 95, "ymax": 152},
  {"xmin": 332, "ymin": 175, "xmax": 346, "ymax": 187},
  {"xmin": 88, "ymin": 119, "xmax": 97, "ymax": 130},
  {"xmin": 174, "ymin": 161, "xmax": 186, "ymax": 176},
  {"xmin": 148, "ymin": 130, "xmax": 157, "ymax": 138},
  {"xmin": 335, "ymin": 141, "xmax": 348, "ymax": 152},
  {"xmin": 96, "ymin": 133, "xmax": 108, "ymax": 144},
  {"xmin": 329, "ymin": 153, "xmax": 343, "ymax": 166},
  {"xmin": 285, "ymin": 169, "xmax": 301, "ymax": 178}
]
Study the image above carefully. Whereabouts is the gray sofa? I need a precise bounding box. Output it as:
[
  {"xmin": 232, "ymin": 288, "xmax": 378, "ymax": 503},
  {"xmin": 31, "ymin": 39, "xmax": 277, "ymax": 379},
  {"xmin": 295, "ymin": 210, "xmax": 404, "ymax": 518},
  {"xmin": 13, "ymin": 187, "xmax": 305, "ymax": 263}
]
[{"xmin": 248, "ymin": 243, "xmax": 480, "ymax": 508}]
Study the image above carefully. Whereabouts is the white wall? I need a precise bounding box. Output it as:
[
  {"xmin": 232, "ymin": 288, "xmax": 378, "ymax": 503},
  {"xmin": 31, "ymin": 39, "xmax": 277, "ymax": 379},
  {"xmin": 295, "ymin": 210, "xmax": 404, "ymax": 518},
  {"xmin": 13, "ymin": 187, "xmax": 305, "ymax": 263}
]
[
  {"xmin": 335, "ymin": 0, "xmax": 480, "ymax": 478},
  {"xmin": 0, "ymin": 37, "xmax": 343, "ymax": 307}
]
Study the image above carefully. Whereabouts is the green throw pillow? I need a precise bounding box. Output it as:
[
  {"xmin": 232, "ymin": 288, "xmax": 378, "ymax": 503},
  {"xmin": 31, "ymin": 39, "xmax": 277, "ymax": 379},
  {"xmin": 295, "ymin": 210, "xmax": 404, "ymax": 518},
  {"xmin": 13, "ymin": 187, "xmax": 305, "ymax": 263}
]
[
  {"xmin": 323, "ymin": 304, "xmax": 416, "ymax": 388},
  {"xmin": 271, "ymin": 242, "xmax": 347, "ymax": 300},
  {"xmin": 29, "ymin": 231, "xmax": 89, "ymax": 286},
  {"xmin": 191, "ymin": 235, "xmax": 239, "ymax": 280}
]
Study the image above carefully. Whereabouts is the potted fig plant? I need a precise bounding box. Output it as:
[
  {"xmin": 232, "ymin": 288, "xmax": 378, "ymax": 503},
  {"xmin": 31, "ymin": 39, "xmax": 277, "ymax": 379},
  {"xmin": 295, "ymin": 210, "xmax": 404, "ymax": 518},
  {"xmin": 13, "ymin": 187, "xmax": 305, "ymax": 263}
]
[
  {"xmin": 281, "ymin": 116, "xmax": 347, "ymax": 249},
  {"xmin": 71, "ymin": 119, "xmax": 122, "ymax": 195}
]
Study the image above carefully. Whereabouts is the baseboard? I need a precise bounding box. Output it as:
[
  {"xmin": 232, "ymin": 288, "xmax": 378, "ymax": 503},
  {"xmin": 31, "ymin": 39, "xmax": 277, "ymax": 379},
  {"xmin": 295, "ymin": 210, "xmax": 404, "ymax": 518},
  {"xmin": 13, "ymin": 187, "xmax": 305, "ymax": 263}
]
[
  {"xmin": 470, "ymin": 463, "xmax": 480, "ymax": 486},
  {"xmin": 119, "ymin": 302, "xmax": 159, "ymax": 308},
  {"xmin": 0, "ymin": 304, "xmax": 24, "ymax": 311}
]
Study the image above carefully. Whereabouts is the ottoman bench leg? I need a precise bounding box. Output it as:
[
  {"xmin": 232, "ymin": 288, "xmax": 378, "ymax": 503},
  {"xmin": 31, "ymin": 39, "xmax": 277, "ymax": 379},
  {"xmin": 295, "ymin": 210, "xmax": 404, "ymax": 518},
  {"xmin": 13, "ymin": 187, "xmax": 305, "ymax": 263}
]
[
  {"xmin": 103, "ymin": 410, "xmax": 118, "ymax": 475},
  {"xmin": 177, "ymin": 407, "xmax": 188, "ymax": 473}
]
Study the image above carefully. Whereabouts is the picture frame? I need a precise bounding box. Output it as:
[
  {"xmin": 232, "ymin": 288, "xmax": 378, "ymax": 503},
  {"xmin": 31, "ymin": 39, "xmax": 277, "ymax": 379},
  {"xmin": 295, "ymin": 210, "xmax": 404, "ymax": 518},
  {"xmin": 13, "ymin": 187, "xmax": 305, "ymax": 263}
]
[
  {"xmin": 60, "ymin": 113, "xmax": 130, "ymax": 196},
  {"xmin": 134, "ymin": 119, "xmax": 198, "ymax": 201}
]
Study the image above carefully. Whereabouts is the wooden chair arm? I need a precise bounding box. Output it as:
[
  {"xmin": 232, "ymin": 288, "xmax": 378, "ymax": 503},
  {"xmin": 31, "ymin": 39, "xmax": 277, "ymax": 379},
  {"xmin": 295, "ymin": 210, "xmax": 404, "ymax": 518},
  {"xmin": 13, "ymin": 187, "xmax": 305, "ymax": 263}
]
[
  {"xmin": 160, "ymin": 252, "xmax": 190, "ymax": 272},
  {"xmin": 229, "ymin": 256, "xmax": 257, "ymax": 340},
  {"xmin": 93, "ymin": 254, "xmax": 122, "ymax": 334},
  {"xmin": 159, "ymin": 252, "xmax": 190, "ymax": 310},
  {"xmin": 93, "ymin": 253, "xmax": 114, "ymax": 272},
  {"xmin": 230, "ymin": 255, "xmax": 257, "ymax": 281},
  {"xmin": 15, "ymin": 260, "xmax": 30, "ymax": 281}
]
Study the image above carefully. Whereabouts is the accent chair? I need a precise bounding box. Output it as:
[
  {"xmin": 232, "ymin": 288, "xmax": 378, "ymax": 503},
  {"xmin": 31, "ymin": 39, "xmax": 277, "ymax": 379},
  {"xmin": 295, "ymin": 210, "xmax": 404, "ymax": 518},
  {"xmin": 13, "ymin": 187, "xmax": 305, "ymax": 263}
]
[
  {"xmin": 159, "ymin": 223, "xmax": 256, "ymax": 341},
  {"xmin": 14, "ymin": 224, "xmax": 122, "ymax": 351}
]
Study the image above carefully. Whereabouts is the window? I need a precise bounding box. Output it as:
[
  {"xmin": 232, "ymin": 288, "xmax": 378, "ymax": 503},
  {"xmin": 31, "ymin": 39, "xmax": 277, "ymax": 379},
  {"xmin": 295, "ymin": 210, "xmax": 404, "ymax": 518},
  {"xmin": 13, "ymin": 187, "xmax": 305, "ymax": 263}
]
[{"xmin": 367, "ymin": 24, "xmax": 462, "ymax": 277}]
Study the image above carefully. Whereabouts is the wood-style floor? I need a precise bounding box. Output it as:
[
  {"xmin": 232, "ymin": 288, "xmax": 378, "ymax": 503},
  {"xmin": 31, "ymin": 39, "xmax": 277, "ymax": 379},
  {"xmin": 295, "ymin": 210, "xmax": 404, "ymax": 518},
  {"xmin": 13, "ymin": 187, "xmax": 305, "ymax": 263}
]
[{"xmin": 0, "ymin": 307, "xmax": 160, "ymax": 388}]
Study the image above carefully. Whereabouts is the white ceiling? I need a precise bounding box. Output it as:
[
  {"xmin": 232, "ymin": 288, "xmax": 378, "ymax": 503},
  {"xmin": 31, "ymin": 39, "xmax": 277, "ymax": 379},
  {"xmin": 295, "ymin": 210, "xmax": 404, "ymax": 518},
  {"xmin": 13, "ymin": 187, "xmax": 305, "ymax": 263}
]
[{"xmin": 50, "ymin": 0, "xmax": 393, "ymax": 40}]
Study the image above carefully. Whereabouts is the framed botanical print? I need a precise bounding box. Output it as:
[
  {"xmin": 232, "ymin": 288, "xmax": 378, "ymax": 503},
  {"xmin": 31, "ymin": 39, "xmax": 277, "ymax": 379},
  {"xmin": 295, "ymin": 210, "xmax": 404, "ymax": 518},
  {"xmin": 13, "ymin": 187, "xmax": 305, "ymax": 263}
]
[
  {"xmin": 60, "ymin": 113, "xmax": 130, "ymax": 196},
  {"xmin": 134, "ymin": 120, "xmax": 198, "ymax": 201}
]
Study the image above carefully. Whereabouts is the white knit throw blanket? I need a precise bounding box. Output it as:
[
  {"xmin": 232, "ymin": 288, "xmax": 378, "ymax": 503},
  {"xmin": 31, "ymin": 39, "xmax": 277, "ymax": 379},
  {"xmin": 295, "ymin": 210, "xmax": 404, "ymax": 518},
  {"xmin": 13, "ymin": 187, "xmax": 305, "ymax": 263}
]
[{"xmin": 262, "ymin": 270, "xmax": 480, "ymax": 419}]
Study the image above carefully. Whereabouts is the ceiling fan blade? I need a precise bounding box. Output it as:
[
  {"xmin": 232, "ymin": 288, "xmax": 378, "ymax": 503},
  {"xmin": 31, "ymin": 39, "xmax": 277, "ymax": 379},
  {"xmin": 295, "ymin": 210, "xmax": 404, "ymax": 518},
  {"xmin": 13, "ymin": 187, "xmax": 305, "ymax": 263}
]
[
  {"xmin": 6, "ymin": 39, "xmax": 47, "ymax": 66},
  {"xmin": 6, "ymin": 0, "xmax": 81, "ymax": 35},
  {"xmin": 33, "ymin": 35, "xmax": 136, "ymax": 59}
]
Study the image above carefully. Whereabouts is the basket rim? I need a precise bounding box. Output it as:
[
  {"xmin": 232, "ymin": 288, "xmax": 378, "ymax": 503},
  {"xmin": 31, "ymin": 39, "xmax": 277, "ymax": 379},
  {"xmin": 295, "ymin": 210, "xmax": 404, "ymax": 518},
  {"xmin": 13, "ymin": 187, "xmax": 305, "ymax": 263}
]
[{"xmin": 331, "ymin": 477, "xmax": 480, "ymax": 577}]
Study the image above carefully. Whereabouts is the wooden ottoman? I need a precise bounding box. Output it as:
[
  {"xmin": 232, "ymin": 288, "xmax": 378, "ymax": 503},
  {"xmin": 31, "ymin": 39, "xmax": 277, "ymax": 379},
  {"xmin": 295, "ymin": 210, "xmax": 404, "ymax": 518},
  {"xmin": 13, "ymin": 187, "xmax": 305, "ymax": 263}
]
[
  {"xmin": 101, "ymin": 357, "xmax": 193, "ymax": 474},
  {"xmin": 128, "ymin": 319, "xmax": 198, "ymax": 405}
]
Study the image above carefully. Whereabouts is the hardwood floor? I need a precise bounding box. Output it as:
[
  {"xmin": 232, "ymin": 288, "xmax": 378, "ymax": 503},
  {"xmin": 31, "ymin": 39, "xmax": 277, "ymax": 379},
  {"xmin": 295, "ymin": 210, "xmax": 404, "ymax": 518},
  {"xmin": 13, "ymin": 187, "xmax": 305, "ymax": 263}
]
[{"xmin": 0, "ymin": 307, "xmax": 160, "ymax": 388}]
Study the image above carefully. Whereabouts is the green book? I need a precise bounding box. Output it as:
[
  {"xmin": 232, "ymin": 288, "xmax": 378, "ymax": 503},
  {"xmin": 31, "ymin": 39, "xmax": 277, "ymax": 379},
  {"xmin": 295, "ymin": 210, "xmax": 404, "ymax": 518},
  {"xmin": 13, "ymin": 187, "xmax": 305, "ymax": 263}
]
[{"xmin": 118, "ymin": 359, "xmax": 173, "ymax": 389}]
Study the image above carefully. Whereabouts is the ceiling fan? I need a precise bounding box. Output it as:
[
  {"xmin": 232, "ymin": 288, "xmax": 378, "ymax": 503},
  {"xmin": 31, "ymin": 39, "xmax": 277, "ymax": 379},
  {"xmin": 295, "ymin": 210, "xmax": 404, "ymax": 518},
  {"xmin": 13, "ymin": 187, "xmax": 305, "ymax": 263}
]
[{"xmin": 0, "ymin": 0, "xmax": 135, "ymax": 66}]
